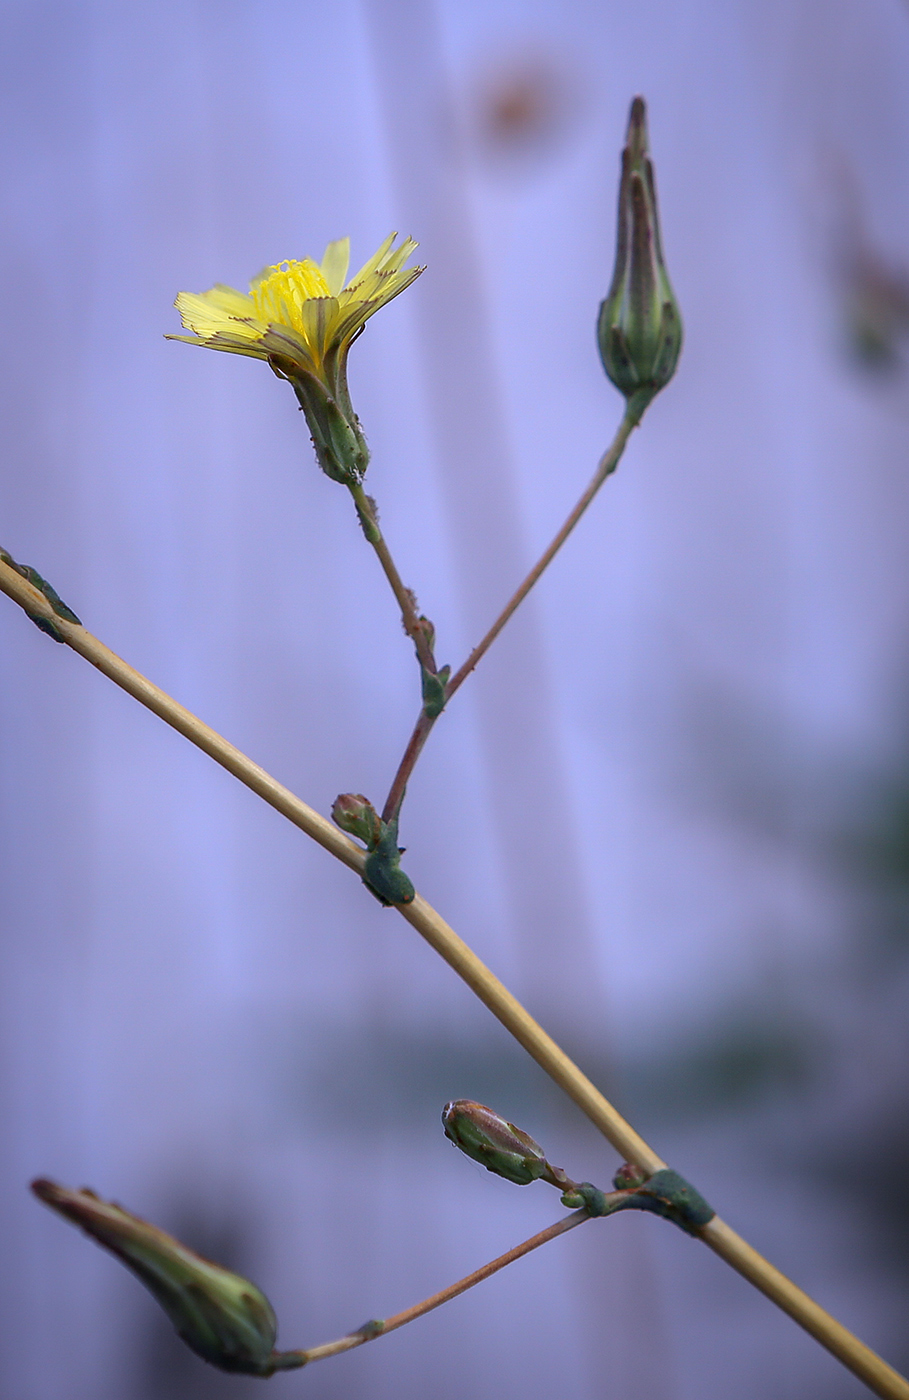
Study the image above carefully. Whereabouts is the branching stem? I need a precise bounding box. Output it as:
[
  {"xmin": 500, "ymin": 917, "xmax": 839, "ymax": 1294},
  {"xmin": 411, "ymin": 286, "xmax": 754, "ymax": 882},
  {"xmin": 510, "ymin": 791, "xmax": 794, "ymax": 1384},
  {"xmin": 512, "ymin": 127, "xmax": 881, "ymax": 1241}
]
[
  {"xmin": 380, "ymin": 409, "xmax": 637, "ymax": 820},
  {"xmin": 2, "ymin": 557, "xmax": 908, "ymax": 1400}
]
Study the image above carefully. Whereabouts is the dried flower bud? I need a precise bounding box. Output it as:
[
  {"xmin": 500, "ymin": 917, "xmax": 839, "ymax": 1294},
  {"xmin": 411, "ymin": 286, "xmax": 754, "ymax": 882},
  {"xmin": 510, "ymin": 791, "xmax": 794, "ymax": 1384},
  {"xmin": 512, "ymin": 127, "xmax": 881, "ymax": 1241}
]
[
  {"xmin": 597, "ymin": 96, "xmax": 682, "ymax": 421},
  {"xmin": 332, "ymin": 793, "xmax": 383, "ymax": 849},
  {"xmin": 32, "ymin": 1180, "xmax": 284, "ymax": 1376},
  {"xmin": 442, "ymin": 1100, "xmax": 551, "ymax": 1186}
]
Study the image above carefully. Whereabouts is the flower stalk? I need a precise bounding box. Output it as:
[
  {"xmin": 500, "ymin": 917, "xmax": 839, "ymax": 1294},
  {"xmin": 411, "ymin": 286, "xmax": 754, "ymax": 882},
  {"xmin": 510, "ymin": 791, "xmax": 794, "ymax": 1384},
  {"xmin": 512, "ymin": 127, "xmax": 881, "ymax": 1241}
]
[
  {"xmin": 172, "ymin": 236, "xmax": 439, "ymax": 679},
  {"xmin": 347, "ymin": 481, "xmax": 439, "ymax": 675}
]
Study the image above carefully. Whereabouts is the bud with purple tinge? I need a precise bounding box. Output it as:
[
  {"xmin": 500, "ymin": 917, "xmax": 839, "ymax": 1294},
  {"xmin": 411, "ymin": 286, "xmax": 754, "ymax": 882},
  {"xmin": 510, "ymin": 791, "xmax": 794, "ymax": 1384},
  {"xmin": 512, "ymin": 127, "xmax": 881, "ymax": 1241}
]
[
  {"xmin": 597, "ymin": 96, "xmax": 682, "ymax": 421},
  {"xmin": 613, "ymin": 1161, "xmax": 650, "ymax": 1191},
  {"xmin": 331, "ymin": 792, "xmax": 383, "ymax": 849},
  {"xmin": 442, "ymin": 1100, "xmax": 568, "ymax": 1187},
  {"xmin": 31, "ymin": 1179, "xmax": 302, "ymax": 1376}
]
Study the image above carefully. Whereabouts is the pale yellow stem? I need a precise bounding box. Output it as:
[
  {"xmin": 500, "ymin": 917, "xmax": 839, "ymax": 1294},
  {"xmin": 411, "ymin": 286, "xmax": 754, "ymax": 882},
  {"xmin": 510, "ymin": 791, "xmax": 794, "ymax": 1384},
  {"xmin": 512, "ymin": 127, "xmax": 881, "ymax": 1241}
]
[{"xmin": 2, "ymin": 555, "xmax": 907, "ymax": 1400}]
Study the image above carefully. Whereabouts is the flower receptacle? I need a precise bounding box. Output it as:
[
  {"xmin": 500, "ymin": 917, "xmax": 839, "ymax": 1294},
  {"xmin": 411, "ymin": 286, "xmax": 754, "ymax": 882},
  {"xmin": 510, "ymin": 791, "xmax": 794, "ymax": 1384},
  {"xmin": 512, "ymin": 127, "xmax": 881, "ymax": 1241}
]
[{"xmin": 285, "ymin": 363, "xmax": 370, "ymax": 485}]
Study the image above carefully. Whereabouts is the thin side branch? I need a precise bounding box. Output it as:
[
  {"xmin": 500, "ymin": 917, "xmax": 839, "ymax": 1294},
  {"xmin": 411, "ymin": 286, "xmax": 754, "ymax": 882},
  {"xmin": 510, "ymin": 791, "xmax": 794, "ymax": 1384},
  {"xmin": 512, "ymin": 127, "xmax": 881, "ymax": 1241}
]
[
  {"xmin": 381, "ymin": 413, "xmax": 637, "ymax": 818},
  {"xmin": 446, "ymin": 409, "xmax": 637, "ymax": 701},
  {"xmin": 2, "ymin": 556, "xmax": 908, "ymax": 1400},
  {"xmin": 283, "ymin": 1209, "xmax": 591, "ymax": 1369}
]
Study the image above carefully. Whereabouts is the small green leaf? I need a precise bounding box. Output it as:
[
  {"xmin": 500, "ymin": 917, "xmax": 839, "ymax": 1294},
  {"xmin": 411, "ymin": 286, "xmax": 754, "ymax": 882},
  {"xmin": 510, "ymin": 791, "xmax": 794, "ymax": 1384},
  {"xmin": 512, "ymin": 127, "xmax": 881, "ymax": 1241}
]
[
  {"xmin": 421, "ymin": 664, "xmax": 450, "ymax": 719},
  {"xmin": 363, "ymin": 819, "xmax": 415, "ymax": 905}
]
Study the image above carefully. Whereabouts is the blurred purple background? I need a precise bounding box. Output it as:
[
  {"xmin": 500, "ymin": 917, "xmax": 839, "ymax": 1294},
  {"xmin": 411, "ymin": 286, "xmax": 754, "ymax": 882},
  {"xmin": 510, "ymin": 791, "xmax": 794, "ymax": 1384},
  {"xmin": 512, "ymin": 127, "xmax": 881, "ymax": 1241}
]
[{"xmin": 2, "ymin": 1, "xmax": 909, "ymax": 1397}]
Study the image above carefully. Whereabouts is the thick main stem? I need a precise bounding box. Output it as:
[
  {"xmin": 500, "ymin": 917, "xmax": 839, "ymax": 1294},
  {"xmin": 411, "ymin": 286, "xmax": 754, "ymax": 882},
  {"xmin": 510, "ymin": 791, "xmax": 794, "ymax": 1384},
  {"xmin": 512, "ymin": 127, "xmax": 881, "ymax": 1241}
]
[
  {"xmin": 349, "ymin": 482, "xmax": 437, "ymax": 674},
  {"xmin": 2, "ymin": 559, "xmax": 907, "ymax": 1400},
  {"xmin": 281, "ymin": 1209, "xmax": 590, "ymax": 1369},
  {"xmin": 446, "ymin": 409, "xmax": 637, "ymax": 701}
]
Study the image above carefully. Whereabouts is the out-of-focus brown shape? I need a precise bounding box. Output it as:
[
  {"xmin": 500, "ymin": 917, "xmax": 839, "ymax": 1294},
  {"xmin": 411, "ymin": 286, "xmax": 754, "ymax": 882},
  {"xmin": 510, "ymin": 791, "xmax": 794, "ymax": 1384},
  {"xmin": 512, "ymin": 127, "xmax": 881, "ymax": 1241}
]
[
  {"xmin": 845, "ymin": 250, "xmax": 909, "ymax": 369},
  {"xmin": 832, "ymin": 155, "xmax": 909, "ymax": 370},
  {"xmin": 471, "ymin": 52, "xmax": 581, "ymax": 162}
]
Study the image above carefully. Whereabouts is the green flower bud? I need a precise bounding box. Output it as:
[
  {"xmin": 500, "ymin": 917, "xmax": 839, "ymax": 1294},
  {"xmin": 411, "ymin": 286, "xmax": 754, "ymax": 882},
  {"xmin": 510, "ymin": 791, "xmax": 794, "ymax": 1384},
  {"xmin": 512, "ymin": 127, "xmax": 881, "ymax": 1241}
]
[
  {"xmin": 332, "ymin": 792, "xmax": 383, "ymax": 849},
  {"xmin": 613, "ymin": 1161, "xmax": 650, "ymax": 1191},
  {"xmin": 332, "ymin": 800, "xmax": 416, "ymax": 906},
  {"xmin": 559, "ymin": 1182, "xmax": 616, "ymax": 1216},
  {"xmin": 597, "ymin": 96, "xmax": 682, "ymax": 421},
  {"xmin": 442, "ymin": 1100, "xmax": 551, "ymax": 1186},
  {"xmin": 31, "ymin": 1179, "xmax": 288, "ymax": 1376}
]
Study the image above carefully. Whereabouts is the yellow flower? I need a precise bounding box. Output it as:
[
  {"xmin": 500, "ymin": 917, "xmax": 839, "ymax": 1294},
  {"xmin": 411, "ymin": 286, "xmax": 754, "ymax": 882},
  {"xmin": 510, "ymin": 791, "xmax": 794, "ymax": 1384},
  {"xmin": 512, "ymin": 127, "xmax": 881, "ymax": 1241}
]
[
  {"xmin": 172, "ymin": 234, "xmax": 421, "ymax": 371},
  {"xmin": 170, "ymin": 234, "xmax": 422, "ymax": 484}
]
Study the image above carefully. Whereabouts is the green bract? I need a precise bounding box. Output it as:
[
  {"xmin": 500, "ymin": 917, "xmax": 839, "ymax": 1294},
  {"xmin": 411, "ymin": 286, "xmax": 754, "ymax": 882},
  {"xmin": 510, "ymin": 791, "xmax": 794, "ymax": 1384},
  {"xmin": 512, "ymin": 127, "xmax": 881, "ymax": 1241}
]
[
  {"xmin": 32, "ymin": 1180, "xmax": 282, "ymax": 1376},
  {"xmin": 442, "ymin": 1100, "xmax": 550, "ymax": 1186},
  {"xmin": 597, "ymin": 97, "xmax": 682, "ymax": 421}
]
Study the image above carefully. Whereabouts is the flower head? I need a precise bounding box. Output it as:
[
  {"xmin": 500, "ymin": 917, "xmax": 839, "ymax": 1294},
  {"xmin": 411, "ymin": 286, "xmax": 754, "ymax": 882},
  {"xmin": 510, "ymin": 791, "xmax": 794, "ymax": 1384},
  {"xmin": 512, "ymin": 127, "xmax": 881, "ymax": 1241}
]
[{"xmin": 170, "ymin": 234, "xmax": 423, "ymax": 484}]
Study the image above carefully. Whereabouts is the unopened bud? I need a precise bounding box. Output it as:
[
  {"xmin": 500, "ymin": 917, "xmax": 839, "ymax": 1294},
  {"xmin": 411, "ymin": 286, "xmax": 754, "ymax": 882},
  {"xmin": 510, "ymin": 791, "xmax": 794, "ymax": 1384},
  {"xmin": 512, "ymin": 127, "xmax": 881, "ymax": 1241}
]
[
  {"xmin": 32, "ymin": 1180, "xmax": 288, "ymax": 1376},
  {"xmin": 613, "ymin": 1161, "xmax": 650, "ymax": 1191},
  {"xmin": 332, "ymin": 793, "xmax": 383, "ymax": 849},
  {"xmin": 442, "ymin": 1100, "xmax": 551, "ymax": 1186},
  {"xmin": 597, "ymin": 96, "xmax": 682, "ymax": 421}
]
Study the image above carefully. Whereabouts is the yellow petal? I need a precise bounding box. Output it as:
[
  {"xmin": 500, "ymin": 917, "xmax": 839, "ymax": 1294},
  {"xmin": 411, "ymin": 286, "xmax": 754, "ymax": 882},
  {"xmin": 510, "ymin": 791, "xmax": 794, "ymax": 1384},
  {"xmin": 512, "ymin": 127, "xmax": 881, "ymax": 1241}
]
[
  {"xmin": 258, "ymin": 324, "xmax": 317, "ymax": 368},
  {"xmin": 204, "ymin": 284, "xmax": 257, "ymax": 316},
  {"xmin": 165, "ymin": 332, "xmax": 269, "ymax": 360},
  {"xmin": 347, "ymin": 233, "xmax": 399, "ymax": 288},
  {"xmin": 174, "ymin": 290, "xmax": 264, "ymax": 340},
  {"xmin": 380, "ymin": 237, "xmax": 420, "ymax": 275},
  {"xmin": 171, "ymin": 236, "xmax": 420, "ymax": 377},
  {"xmin": 321, "ymin": 238, "xmax": 350, "ymax": 297},
  {"xmin": 300, "ymin": 297, "xmax": 335, "ymax": 360}
]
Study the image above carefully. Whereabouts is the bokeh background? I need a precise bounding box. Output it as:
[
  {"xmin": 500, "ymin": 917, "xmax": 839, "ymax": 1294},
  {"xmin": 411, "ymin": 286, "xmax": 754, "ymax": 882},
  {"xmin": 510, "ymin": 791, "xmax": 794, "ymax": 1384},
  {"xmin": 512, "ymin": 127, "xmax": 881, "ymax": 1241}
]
[{"xmin": 2, "ymin": 1, "xmax": 909, "ymax": 1397}]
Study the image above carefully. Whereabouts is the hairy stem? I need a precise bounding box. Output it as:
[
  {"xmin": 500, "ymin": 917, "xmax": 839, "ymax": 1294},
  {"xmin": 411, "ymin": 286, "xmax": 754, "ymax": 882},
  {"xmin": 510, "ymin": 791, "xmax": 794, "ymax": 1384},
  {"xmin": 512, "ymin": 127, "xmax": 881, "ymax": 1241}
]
[
  {"xmin": 2, "ymin": 557, "xmax": 908, "ymax": 1400},
  {"xmin": 349, "ymin": 482, "xmax": 437, "ymax": 674},
  {"xmin": 446, "ymin": 409, "xmax": 637, "ymax": 700}
]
